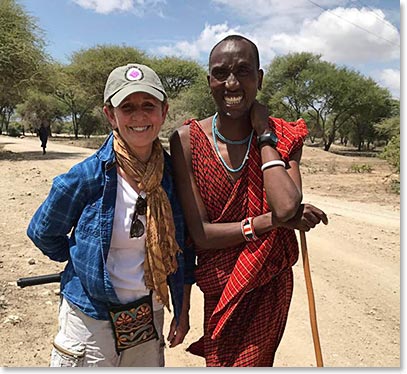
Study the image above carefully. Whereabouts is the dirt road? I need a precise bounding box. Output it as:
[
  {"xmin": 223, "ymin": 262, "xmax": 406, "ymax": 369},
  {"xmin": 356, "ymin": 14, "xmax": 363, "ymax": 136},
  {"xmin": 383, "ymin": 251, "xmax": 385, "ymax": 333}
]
[{"xmin": 0, "ymin": 135, "xmax": 400, "ymax": 367}]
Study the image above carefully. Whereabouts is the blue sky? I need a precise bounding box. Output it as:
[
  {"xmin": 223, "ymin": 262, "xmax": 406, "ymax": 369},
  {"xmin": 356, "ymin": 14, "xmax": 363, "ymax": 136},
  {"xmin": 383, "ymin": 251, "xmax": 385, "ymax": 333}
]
[{"xmin": 19, "ymin": 0, "xmax": 401, "ymax": 98}]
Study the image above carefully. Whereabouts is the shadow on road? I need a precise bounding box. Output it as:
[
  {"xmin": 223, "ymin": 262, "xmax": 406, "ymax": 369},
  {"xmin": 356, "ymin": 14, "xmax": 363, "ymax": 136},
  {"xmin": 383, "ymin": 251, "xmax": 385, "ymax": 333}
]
[
  {"xmin": 0, "ymin": 142, "xmax": 18, "ymax": 148},
  {"xmin": 0, "ymin": 150, "xmax": 89, "ymax": 161}
]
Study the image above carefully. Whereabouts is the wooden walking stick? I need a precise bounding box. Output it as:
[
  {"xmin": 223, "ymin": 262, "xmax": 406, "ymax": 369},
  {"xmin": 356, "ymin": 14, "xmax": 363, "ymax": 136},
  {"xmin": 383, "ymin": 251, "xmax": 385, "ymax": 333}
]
[{"xmin": 299, "ymin": 230, "xmax": 324, "ymax": 367}]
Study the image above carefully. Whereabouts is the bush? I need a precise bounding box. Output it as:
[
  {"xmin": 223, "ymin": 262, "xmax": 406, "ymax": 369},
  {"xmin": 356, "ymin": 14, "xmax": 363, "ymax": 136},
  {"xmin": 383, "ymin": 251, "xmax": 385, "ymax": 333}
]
[
  {"xmin": 52, "ymin": 120, "xmax": 65, "ymax": 134},
  {"xmin": 8, "ymin": 124, "xmax": 21, "ymax": 137},
  {"xmin": 390, "ymin": 179, "xmax": 400, "ymax": 194},
  {"xmin": 380, "ymin": 134, "xmax": 400, "ymax": 173},
  {"xmin": 347, "ymin": 164, "xmax": 373, "ymax": 173}
]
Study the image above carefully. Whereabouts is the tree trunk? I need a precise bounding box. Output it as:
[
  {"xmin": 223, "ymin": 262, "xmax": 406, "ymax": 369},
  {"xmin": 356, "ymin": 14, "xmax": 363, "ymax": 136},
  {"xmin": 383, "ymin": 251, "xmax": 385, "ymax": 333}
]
[
  {"xmin": 72, "ymin": 113, "xmax": 79, "ymax": 139},
  {"xmin": 324, "ymin": 140, "xmax": 333, "ymax": 151},
  {"xmin": 324, "ymin": 131, "xmax": 336, "ymax": 151},
  {"xmin": 0, "ymin": 107, "xmax": 12, "ymax": 135}
]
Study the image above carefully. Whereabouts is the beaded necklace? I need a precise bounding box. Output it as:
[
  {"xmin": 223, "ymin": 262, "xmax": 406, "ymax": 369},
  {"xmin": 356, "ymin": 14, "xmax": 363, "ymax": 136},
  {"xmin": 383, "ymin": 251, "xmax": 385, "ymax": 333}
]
[
  {"xmin": 212, "ymin": 112, "xmax": 254, "ymax": 173},
  {"xmin": 213, "ymin": 120, "xmax": 252, "ymax": 145}
]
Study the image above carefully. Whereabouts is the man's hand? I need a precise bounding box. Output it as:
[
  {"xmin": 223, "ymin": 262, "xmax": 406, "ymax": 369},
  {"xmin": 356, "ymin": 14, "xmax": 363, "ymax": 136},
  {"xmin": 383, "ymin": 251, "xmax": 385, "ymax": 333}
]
[
  {"xmin": 281, "ymin": 203, "xmax": 328, "ymax": 231},
  {"xmin": 250, "ymin": 100, "xmax": 270, "ymax": 136}
]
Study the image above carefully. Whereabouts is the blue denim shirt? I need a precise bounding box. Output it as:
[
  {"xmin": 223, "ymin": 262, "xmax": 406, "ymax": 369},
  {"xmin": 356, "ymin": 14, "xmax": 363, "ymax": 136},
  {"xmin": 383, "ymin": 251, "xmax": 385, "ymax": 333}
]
[{"xmin": 27, "ymin": 133, "xmax": 195, "ymax": 321}]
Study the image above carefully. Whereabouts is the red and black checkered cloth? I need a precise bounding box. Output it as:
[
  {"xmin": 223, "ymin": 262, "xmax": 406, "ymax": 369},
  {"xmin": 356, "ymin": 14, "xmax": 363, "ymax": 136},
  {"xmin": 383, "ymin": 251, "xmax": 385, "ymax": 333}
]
[{"xmin": 185, "ymin": 116, "xmax": 308, "ymax": 366}]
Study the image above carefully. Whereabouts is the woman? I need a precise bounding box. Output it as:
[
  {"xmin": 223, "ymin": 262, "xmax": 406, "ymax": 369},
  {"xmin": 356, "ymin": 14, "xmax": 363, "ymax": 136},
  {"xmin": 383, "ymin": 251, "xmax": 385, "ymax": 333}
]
[{"xmin": 27, "ymin": 63, "xmax": 194, "ymax": 367}]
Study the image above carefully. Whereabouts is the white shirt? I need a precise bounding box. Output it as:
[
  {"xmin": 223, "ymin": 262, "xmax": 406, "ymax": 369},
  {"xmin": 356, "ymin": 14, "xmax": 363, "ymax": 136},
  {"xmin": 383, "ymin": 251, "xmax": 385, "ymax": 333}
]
[{"xmin": 106, "ymin": 174, "xmax": 162, "ymax": 310}]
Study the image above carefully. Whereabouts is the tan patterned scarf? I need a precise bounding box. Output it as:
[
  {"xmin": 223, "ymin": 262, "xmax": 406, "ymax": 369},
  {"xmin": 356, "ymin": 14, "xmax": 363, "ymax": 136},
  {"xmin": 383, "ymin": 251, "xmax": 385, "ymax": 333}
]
[{"xmin": 113, "ymin": 130, "xmax": 180, "ymax": 309}]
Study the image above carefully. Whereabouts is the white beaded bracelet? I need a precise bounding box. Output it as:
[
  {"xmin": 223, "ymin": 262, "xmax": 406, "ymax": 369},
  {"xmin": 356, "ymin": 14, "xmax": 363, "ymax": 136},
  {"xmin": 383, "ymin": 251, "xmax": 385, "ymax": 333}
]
[{"xmin": 261, "ymin": 160, "xmax": 286, "ymax": 172}]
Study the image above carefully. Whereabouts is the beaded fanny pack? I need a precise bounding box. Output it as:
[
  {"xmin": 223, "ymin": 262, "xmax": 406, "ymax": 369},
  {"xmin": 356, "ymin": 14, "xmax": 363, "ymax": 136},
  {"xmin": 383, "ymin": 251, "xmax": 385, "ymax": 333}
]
[{"xmin": 108, "ymin": 292, "xmax": 158, "ymax": 353}]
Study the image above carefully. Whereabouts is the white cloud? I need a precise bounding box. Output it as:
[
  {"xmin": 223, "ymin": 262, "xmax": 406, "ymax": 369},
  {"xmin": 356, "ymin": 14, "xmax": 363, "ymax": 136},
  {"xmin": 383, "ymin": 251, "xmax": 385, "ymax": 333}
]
[
  {"xmin": 72, "ymin": 0, "xmax": 166, "ymax": 15},
  {"xmin": 267, "ymin": 7, "xmax": 400, "ymax": 65},
  {"xmin": 378, "ymin": 69, "xmax": 400, "ymax": 98},
  {"xmin": 152, "ymin": 3, "xmax": 400, "ymax": 96},
  {"xmin": 154, "ymin": 6, "xmax": 399, "ymax": 68},
  {"xmin": 155, "ymin": 23, "xmax": 242, "ymax": 61},
  {"xmin": 153, "ymin": 23, "xmax": 277, "ymax": 65}
]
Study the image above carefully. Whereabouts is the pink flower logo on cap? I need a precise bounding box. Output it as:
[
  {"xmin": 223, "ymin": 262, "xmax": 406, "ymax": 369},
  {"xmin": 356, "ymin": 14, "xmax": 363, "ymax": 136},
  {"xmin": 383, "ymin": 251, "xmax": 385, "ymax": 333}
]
[{"xmin": 125, "ymin": 66, "xmax": 143, "ymax": 81}]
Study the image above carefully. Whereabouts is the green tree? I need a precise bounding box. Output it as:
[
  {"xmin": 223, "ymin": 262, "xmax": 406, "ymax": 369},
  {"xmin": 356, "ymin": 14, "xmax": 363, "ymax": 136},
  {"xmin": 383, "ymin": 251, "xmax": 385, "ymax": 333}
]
[
  {"xmin": 260, "ymin": 52, "xmax": 394, "ymax": 151},
  {"xmin": 16, "ymin": 89, "xmax": 66, "ymax": 134},
  {"xmin": 54, "ymin": 45, "xmax": 150, "ymax": 138},
  {"xmin": 300, "ymin": 61, "xmax": 346, "ymax": 150},
  {"xmin": 381, "ymin": 133, "xmax": 400, "ymax": 172},
  {"xmin": 160, "ymin": 71, "xmax": 215, "ymax": 140},
  {"xmin": 259, "ymin": 53, "xmax": 346, "ymax": 149},
  {"xmin": 259, "ymin": 52, "xmax": 322, "ymax": 120},
  {"xmin": 374, "ymin": 100, "xmax": 400, "ymax": 143},
  {"xmin": 375, "ymin": 101, "xmax": 399, "ymax": 173},
  {"xmin": 377, "ymin": 110, "xmax": 400, "ymax": 193},
  {"xmin": 261, "ymin": 54, "xmax": 358, "ymax": 150},
  {"xmin": 69, "ymin": 44, "xmax": 149, "ymax": 105},
  {"xmin": 182, "ymin": 71, "xmax": 215, "ymax": 119},
  {"xmin": 151, "ymin": 57, "xmax": 205, "ymax": 99},
  {"xmin": 0, "ymin": 0, "xmax": 48, "ymax": 133},
  {"xmin": 347, "ymin": 78, "xmax": 392, "ymax": 150},
  {"xmin": 80, "ymin": 111, "xmax": 102, "ymax": 138},
  {"xmin": 52, "ymin": 63, "xmax": 96, "ymax": 139}
]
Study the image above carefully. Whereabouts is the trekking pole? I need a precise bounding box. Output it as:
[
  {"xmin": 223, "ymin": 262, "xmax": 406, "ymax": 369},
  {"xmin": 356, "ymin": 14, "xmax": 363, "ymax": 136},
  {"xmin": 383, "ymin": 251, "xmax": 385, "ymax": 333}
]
[{"xmin": 299, "ymin": 230, "xmax": 323, "ymax": 367}]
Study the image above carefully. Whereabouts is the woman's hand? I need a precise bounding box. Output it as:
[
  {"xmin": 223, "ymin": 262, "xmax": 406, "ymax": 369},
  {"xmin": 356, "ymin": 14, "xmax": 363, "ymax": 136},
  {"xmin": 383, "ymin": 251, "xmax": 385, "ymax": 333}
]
[
  {"xmin": 167, "ymin": 311, "xmax": 190, "ymax": 348},
  {"xmin": 167, "ymin": 284, "xmax": 191, "ymax": 347}
]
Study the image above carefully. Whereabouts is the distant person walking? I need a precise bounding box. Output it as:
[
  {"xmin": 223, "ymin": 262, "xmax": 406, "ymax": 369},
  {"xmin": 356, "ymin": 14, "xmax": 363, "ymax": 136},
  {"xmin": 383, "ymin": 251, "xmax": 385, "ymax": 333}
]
[{"xmin": 38, "ymin": 123, "xmax": 48, "ymax": 155}]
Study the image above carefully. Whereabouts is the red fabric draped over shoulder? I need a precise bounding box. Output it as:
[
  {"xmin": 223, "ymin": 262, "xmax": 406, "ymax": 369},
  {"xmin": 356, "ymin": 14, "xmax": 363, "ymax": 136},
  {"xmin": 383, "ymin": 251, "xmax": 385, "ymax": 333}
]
[{"xmin": 184, "ymin": 116, "xmax": 308, "ymax": 366}]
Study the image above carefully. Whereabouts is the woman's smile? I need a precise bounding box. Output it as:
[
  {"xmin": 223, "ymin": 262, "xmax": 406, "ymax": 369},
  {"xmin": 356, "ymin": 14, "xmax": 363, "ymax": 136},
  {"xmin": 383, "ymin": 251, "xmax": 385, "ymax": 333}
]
[{"xmin": 127, "ymin": 125, "xmax": 152, "ymax": 133}]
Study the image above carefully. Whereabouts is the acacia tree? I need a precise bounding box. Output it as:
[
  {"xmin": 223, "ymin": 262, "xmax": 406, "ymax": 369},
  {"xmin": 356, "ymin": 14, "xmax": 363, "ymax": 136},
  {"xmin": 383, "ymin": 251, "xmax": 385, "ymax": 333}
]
[
  {"xmin": 259, "ymin": 52, "xmax": 322, "ymax": 120},
  {"xmin": 167, "ymin": 70, "xmax": 215, "ymax": 123},
  {"xmin": 260, "ymin": 53, "xmax": 347, "ymax": 147},
  {"xmin": 261, "ymin": 53, "xmax": 356, "ymax": 150},
  {"xmin": 347, "ymin": 78, "xmax": 393, "ymax": 150},
  {"xmin": 54, "ymin": 45, "xmax": 149, "ymax": 138},
  {"xmin": 378, "ymin": 103, "xmax": 400, "ymax": 193},
  {"xmin": 69, "ymin": 45, "xmax": 149, "ymax": 104},
  {"xmin": 380, "ymin": 125, "xmax": 400, "ymax": 173},
  {"xmin": 319, "ymin": 69, "xmax": 356, "ymax": 149},
  {"xmin": 151, "ymin": 57, "xmax": 204, "ymax": 99},
  {"xmin": 314, "ymin": 68, "xmax": 366, "ymax": 151},
  {"xmin": 0, "ymin": 0, "xmax": 48, "ymax": 134},
  {"xmin": 260, "ymin": 52, "xmax": 393, "ymax": 151},
  {"xmin": 374, "ymin": 99, "xmax": 400, "ymax": 144},
  {"xmin": 299, "ymin": 61, "xmax": 344, "ymax": 150},
  {"xmin": 16, "ymin": 89, "xmax": 66, "ymax": 134},
  {"xmin": 52, "ymin": 64, "xmax": 96, "ymax": 139}
]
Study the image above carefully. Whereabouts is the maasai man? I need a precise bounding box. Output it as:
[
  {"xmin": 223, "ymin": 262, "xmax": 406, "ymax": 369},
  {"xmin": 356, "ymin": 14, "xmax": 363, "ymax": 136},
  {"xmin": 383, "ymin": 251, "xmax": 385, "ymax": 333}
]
[{"xmin": 170, "ymin": 35, "xmax": 328, "ymax": 367}]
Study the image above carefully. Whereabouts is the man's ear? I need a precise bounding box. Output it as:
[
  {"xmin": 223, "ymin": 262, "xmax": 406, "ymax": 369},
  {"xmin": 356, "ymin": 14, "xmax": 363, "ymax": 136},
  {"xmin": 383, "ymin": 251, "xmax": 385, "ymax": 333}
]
[
  {"xmin": 103, "ymin": 105, "xmax": 117, "ymax": 129},
  {"xmin": 207, "ymin": 75, "xmax": 215, "ymax": 96},
  {"xmin": 258, "ymin": 69, "xmax": 264, "ymax": 90}
]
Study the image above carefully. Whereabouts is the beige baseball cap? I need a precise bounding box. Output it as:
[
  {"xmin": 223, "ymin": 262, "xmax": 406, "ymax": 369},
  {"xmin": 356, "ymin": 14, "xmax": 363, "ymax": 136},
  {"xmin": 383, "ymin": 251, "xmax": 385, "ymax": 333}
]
[{"xmin": 104, "ymin": 63, "xmax": 167, "ymax": 107}]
